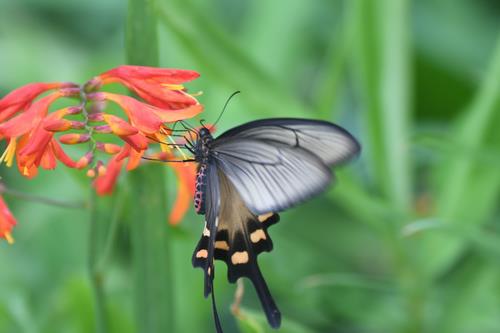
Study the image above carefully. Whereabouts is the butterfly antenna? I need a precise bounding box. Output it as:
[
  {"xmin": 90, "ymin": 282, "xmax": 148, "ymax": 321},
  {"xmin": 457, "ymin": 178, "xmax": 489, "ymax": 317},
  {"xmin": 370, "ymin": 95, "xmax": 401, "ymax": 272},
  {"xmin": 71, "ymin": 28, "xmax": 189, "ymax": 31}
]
[{"xmin": 209, "ymin": 91, "xmax": 241, "ymax": 131}]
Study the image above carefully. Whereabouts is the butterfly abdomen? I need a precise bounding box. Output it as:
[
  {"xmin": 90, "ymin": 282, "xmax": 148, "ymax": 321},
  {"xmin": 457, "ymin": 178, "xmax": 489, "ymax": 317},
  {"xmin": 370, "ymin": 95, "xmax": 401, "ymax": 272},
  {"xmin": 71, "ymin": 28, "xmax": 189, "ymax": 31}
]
[{"xmin": 194, "ymin": 163, "xmax": 208, "ymax": 215}]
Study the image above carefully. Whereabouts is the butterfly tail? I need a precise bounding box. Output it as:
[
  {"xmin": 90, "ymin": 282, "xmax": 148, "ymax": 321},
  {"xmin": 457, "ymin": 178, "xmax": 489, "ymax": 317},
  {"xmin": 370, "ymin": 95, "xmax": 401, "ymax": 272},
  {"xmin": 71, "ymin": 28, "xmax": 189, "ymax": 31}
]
[
  {"xmin": 249, "ymin": 263, "xmax": 282, "ymax": 328},
  {"xmin": 192, "ymin": 228, "xmax": 225, "ymax": 333},
  {"xmin": 211, "ymin": 275, "xmax": 224, "ymax": 333},
  {"xmin": 220, "ymin": 214, "xmax": 281, "ymax": 329}
]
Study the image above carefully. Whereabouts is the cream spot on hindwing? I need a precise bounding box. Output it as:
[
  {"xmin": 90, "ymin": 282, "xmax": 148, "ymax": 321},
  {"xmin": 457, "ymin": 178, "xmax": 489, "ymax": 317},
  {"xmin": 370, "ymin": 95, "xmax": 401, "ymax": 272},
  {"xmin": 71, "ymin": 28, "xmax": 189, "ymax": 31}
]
[
  {"xmin": 250, "ymin": 229, "xmax": 267, "ymax": 243},
  {"xmin": 215, "ymin": 241, "xmax": 230, "ymax": 250},
  {"xmin": 258, "ymin": 213, "xmax": 274, "ymax": 222},
  {"xmin": 231, "ymin": 251, "xmax": 249, "ymax": 265},
  {"xmin": 196, "ymin": 250, "xmax": 208, "ymax": 258}
]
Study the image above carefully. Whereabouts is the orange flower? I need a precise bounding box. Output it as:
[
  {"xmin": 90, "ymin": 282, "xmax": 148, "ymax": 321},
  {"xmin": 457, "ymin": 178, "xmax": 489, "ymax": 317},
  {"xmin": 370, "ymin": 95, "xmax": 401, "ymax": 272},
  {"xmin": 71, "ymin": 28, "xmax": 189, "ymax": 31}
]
[
  {"xmin": 97, "ymin": 65, "xmax": 200, "ymax": 109},
  {"xmin": 169, "ymin": 163, "xmax": 197, "ymax": 225},
  {"xmin": 93, "ymin": 145, "xmax": 130, "ymax": 195},
  {"xmin": 0, "ymin": 196, "xmax": 17, "ymax": 244},
  {"xmin": 0, "ymin": 82, "xmax": 76, "ymax": 123},
  {"xmin": 0, "ymin": 65, "xmax": 204, "ymax": 237}
]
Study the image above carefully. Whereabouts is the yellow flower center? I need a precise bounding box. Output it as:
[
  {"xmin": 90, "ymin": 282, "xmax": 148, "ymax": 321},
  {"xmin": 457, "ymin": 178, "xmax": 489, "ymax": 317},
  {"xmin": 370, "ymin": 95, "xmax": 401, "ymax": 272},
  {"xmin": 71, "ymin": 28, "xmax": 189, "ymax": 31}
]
[{"xmin": 0, "ymin": 138, "xmax": 17, "ymax": 167}]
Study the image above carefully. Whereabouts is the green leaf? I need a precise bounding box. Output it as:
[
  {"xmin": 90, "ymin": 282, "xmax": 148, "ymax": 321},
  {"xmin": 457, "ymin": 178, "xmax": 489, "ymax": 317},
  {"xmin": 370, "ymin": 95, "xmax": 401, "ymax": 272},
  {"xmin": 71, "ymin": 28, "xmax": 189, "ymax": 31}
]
[
  {"xmin": 235, "ymin": 307, "xmax": 314, "ymax": 333},
  {"xmin": 421, "ymin": 36, "xmax": 500, "ymax": 278},
  {"xmin": 353, "ymin": 0, "xmax": 412, "ymax": 211}
]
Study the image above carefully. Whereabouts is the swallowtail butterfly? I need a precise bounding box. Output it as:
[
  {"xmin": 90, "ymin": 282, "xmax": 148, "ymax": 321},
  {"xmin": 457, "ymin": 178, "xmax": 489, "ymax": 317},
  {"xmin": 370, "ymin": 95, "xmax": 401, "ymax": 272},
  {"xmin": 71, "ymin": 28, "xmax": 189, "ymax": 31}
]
[{"xmin": 181, "ymin": 117, "xmax": 360, "ymax": 332}]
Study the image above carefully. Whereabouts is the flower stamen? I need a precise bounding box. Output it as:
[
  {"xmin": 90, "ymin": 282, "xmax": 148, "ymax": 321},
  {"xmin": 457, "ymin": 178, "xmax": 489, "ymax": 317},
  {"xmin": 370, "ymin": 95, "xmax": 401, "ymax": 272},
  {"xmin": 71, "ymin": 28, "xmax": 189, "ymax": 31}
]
[
  {"xmin": 0, "ymin": 138, "xmax": 17, "ymax": 167},
  {"xmin": 161, "ymin": 83, "xmax": 185, "ymax": 91},
  {"xmin": 4, "ymin": 231, "xmax": 14, "ymax": 244}
]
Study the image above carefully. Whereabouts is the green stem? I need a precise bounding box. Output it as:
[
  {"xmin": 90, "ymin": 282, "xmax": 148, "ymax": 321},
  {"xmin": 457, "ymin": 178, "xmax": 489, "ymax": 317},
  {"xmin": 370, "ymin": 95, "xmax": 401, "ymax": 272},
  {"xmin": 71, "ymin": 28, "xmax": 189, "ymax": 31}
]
[
  {"xmin": 126, "ymin": 0, "xmax": 175, "ymax": 331},
  {"xmin": 1, "ymin": 186, "xmax": 86, "ymax": 210},
  {"xmin": 88, "ymin": 191, "xmax": 109, "ymax": 333},
  {"xmin": 354, "ymin": 0, "xmax": 412, "ymax": 211}
]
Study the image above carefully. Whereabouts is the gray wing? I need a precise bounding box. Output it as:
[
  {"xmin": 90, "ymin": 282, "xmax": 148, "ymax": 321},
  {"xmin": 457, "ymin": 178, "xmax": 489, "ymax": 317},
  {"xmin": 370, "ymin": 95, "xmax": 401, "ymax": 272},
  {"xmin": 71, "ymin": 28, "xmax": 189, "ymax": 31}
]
[
  {"xmin": 214, "ymin": 118, "xmax": 360, "ymax": 166},
  {"xmin": 213, "ymin": 139, "xmax": 332, "ymax": 215}
]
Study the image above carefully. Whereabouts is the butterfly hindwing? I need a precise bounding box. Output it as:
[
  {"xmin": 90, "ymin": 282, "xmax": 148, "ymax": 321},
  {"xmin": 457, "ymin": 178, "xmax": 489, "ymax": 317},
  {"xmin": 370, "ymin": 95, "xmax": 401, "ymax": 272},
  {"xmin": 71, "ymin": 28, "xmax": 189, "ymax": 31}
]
[
  {"xmin": 192, "ymin": 166, "xmax": 282, "ymax": 328},
  {"xmin": 215, "ymin": 170, "xmax": 282, "ymax": 328}
]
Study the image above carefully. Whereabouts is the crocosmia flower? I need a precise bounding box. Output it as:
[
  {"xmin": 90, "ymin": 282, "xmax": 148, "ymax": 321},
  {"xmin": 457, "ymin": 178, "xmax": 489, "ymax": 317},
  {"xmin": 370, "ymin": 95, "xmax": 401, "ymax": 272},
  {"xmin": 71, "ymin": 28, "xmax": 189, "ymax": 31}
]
[{"xmin": 0, "ymin": 65, "xmax": 203, "ymax": 242}]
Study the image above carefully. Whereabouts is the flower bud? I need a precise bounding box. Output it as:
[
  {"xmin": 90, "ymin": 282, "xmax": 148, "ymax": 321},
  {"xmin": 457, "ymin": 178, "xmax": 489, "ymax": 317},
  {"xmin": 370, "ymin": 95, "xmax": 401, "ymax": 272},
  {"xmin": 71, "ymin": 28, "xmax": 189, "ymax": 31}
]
[
  {"xmin": 44, "ymin": 119, "xmax": 73, "ymax": 132},
  {"xmin": 93, "ymin": 125, "xmax": 112, "ymax": 134},
  {"xmin": 59, "ymin": 133, "xmax": 91, "ymax": 145},
  {"xmin": 83, "ymin": 77, "xmax": 103, "ymax": 93},
  {"xmin": 96, "ymin": 142, "xmax": 122, "ymax": 154},
  {"xmin": 76, "ymin": 152, "xmax": 94, "ymax": 169}
]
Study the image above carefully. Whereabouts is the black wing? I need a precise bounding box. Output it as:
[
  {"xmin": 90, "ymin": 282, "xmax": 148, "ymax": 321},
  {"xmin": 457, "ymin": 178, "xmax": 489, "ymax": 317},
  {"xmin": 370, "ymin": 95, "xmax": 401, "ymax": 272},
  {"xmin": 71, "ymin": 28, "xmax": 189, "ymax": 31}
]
[
  {"xmin": 191, "ymin": 161, "xmax": 223, "ymax": 332},
  {"xmin": 192, "ymin": 164, "xmax": 282, "ymax": 330},
  {"xmin": 215, "ymin": 118, "xmax": 360, "ymax": 166}
]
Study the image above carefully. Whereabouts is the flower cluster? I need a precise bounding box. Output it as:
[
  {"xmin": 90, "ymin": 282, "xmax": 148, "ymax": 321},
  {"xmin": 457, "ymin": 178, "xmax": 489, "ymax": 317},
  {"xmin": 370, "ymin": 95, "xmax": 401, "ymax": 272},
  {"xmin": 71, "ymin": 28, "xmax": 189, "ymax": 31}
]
[{"xmin": 0, "ymin": 65, "xmax": 203, "ymax": 243}]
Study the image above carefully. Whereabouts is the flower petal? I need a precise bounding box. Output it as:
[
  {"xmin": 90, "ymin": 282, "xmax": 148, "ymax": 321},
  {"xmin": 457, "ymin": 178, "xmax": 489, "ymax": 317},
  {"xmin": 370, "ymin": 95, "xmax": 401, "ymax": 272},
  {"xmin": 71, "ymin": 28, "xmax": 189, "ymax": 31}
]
[
  {"xmin": 120, "ymin": 132, "xmax": 149, "ymax": 152},
  {"xmin": 51, "ymin": 140, "xmax": 78, "ymax": 168},
  {"xmin": 94, "ymin": 146, "xmax": 129, "ymax": 195},
  {"xmin": 153, "ymin": 104, "xmax": 204, "ymax": 123},
  {"xmin": 40, "ymin": 145, "xmax": 57, "ymax": 170},
  {"xmin": 0, "ymin": 196, "xmax": 17, "ymax": 244},
  {"xmin": 102, "ymin": 114, "xmax": 139, "ymax": 136},
  {"xmin": 100, "ymin": 66, "xmax": 199, "ymax": 84},
  {"xmin": 168, "ymin": 163, "xmax": 196, "ymax": 225},
  {"xmin": 101, "ymin": 93, "xmax": 163, "ymax": 134},
  {"xmin": 126, "ymin": 147, "xmax": 144, "ymax": 171},
  {"xmin": 0, "ymin": 82, "xmax": 75, "ymax": 122},
  {"xmin": 0, "ymin": 92, "xmax": 62, "ymax": 138}
]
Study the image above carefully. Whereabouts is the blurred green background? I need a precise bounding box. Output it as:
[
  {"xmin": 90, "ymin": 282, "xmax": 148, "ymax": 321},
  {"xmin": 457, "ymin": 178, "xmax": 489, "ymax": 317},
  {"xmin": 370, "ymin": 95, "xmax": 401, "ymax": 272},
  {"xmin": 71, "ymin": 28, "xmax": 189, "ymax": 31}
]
[{"xmin": 1, "ymin": 0, "xmax": 500, "ymax": 332}]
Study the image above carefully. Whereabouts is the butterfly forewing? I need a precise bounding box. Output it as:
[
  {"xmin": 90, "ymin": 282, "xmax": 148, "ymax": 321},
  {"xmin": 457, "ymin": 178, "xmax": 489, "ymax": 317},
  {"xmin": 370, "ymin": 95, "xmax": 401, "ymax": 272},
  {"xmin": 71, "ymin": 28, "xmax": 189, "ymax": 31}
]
[{"xmin": 214, "ymin": 118, "xmax": 360, "ymax": 166}]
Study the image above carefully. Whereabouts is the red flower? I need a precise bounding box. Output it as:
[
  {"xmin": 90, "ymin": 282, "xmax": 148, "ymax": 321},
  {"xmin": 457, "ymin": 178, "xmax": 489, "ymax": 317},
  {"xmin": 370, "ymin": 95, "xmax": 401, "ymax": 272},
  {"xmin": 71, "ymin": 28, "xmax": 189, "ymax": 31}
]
[
  {"xmin": 0, "ymin": 196, "xmax": 17, "ymax": 244},
  {"xmin": 169, "ymin": 163, "xmax": 197, "ymax": 225},
  {"xmin": 0, "ymin": 82, "xmax": 76, "ymax": 123},
  {"xmin": 0, "ymin": 65, "xmax": 204, "ymax": 240},
  {"xmin": 97, "ymin": 65, "xmax": 200, "ymax": 109},
  {"xmin": 93, "ymin": 145, "xmax": 131, "ymax": 195}
]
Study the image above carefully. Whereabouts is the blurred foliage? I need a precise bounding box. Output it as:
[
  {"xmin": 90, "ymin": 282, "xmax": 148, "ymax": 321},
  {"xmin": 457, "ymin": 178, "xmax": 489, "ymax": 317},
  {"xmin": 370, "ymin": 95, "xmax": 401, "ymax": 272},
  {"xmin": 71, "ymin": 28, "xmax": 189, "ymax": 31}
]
[{"xmin": 1, "ymin": 0, "xmax": 500, "ymax": 332}]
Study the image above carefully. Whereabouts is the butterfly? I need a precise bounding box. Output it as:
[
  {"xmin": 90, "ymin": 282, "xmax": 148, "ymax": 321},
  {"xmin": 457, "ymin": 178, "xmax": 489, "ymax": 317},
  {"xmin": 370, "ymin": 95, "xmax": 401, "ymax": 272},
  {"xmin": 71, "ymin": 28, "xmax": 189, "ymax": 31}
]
[{"xmin": 177, "ymin": 117, "xmax": 360, "ymax": 332}]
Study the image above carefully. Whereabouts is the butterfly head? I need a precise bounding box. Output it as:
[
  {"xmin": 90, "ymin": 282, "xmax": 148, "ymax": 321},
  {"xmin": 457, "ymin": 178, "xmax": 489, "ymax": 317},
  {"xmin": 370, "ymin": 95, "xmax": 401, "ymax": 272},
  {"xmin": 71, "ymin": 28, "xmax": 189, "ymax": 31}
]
[{"xmin": 199, "ymin": 126, "xmax": 211, "ymax": 138}]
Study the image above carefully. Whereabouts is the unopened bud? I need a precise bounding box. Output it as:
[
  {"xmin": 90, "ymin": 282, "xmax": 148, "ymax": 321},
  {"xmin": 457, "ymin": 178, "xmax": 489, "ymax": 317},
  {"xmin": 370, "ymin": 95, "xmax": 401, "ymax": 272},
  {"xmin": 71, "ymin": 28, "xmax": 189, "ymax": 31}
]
[
  {"xmin": 93, "ymin": 125, "xmax": 112, "ymax": 134},
  {"xmin": 67, "ymin": 105, "xmax": 83, "ymax": 115},
  {"xmin": 96, "ymin": 142, "xmax": 122, "ymax": 154},
  {"xmin": 44, "ymin": 119, "xmax": 72, "ymax": 132},
  {"xmin": 76, "ymin": 152, "xmax": 94, "ymax": 169},
  {"xmin": 59, "ymin": 87, "xmax": 81, "ymax": 97},
  {"xmin": 59, "ymin": 133, "xmax": 91, "ymax": 145},
  {"xmin": 71, "ymin": 121, "xmax": 86, "ymax": 129},
  {"xmin": 87, "ymin": 169, "xmax": 96, "ymax": 178},
  {"xmin": 83, "ymin": 77, "xmax": 103, "ymax": 93}
]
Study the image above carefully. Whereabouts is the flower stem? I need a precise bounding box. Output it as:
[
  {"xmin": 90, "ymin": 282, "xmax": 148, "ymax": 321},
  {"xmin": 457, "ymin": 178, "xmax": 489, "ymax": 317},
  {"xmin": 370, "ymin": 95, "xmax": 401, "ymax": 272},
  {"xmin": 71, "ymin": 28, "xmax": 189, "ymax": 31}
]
[
  {"xmin": 0, "ymin": 184, "xmax": 86, "ymax": 209},
  {"xmin": 126, "ymin": 0, "xmax": 175, "ymax": 332}
]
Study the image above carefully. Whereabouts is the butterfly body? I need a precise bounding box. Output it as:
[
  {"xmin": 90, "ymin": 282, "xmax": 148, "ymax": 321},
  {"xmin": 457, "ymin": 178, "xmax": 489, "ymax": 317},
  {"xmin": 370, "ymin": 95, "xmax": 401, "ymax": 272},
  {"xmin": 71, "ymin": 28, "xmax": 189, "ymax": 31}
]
[
  {"xmin": 189, "ymin": 118, "xmax": 360, "ymax": 332},
  {"xmin": 193, "ymin": 128, "xmax": 213, "ymax": 214}
]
